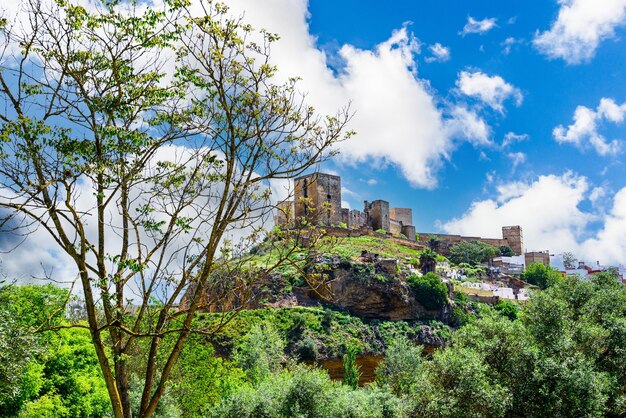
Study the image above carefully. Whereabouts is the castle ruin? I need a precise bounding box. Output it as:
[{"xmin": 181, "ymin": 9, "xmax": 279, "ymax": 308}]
[
  {"xmin": 274, "ymin": 172, "xmax": 524, "ymax": 254},
  {"xmin": 275, "ymin": 172, "xmax": 417, "ymax": 241},
  {"xmin": 416, "ymin": 225, "xmax": 524, "ymax": 256}
]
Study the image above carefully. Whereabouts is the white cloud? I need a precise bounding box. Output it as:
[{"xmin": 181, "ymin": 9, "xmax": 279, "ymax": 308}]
[
  {"xmin": 534, "ymin": 0, "xmax": 626, "ymax": 64},
  {"xmin": 365, "ymin": 178, "xmax": 378, "ymax": 186},
  {"xmin": 445, "ymin": 106, "xmax": 491, "ymax": 145},
  {"xmin": 553, "ymin": 98, "xmax": 625, "ymax": 155},
  {"xmin": 228, "ymin": 0, "xmax": 493, "ymax": 188},
  {"xmin": 442, "ymin": 172, "xmax": 626, "ymax": 264},
  {"xmin": 457, "ymin": 71, "xmax": 523, "ymax": 113},
  {"xmin": 341, "ymin": 186, "xmax": 359, "ymax": 198},
  {"xmin": 460, "ymin": 16, "xmax": 498, "ymax": 36},
  {"xmin": 507, "ymin": 152, "xmax": 526, "ymax": 171},
  {"xmin": 3, "ymin": 0, "xmax": 499, "ymax": 190},
  {"xmin": 589, "ymin": 186, "xmax": 607, "ymax": 208},
  {"xmin": 502, "ymin": 132, "xmax": 529, "ymax": 148},
  {"xmin": 580, "ymin": 187, "xmax": 626, "ymax": 263},
  {"xmin": 442, "ymin": 173, "xmax": 591, "ymax": 254},
  {"xmin": 425, "ymin": 43, "xmax": 451, "ymax": 63},
  {"xmin": 501, "ymin": 37, "xmax": 521, "ymax": 55}
]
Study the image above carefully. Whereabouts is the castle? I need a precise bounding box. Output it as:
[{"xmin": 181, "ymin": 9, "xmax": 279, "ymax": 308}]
[
  {"xmin": 275, "ymin": 172, "xmax": 417, "ymax": 240},
  {"xmin": 275, "ymin": 172, "xmax": 524, "ymax": 255}
]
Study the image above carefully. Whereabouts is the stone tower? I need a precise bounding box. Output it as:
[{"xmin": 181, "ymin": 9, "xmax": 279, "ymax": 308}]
[
  {"xmin": 502, "ymin": 225, "xmax": 524, "ymax": 255},
  {"xmin": 293, "ymin": 173, "xmax": 342, "ymax": 225},
  {"xmin": 364, "ymin": 200, "xmax": 390, "ymax": 232}
]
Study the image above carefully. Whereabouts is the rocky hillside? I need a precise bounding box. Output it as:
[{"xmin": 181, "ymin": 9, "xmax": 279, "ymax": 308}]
[{"xmin": 184, "ymin": 236, "xmax": 452, "ymax": 323}]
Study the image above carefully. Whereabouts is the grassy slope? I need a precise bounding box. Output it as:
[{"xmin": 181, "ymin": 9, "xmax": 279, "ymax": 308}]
[{"xmin": 324, "ymin": 236, "xmax": 421, "ymax": 260}]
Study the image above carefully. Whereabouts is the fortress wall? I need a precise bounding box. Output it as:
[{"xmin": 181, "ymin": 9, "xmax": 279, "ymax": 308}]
[
  {"xmin": 389, "ymin": 219, "xmax": 403, "ymax": 236},
  {"xmin": 389, "ymin": 208, "xmax": 412, "ymax": 226},
  {"xmin": 274, "ymin": 200, "xmax": 295, "ymax": 227}
]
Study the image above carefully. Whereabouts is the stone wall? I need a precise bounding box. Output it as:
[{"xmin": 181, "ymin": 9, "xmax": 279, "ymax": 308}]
[
  {"xmin": 502, "ymin": 225, "xmax": 524, "ymax": 255},
  {"xmin": 364, "ymin": 200, "xmax": 390, "ymax": 232},
  {"xmin": 401, "ymin": 225, "xmax": 416, "ymax": 241},
  {"xmin": 294, "ymin": 173, "xmax": 342, "ymax": 225},
  {"xmin": 389, "ymin": 219, "xmax": 402, "ymax": 236},
  {"xmin": 322, "ymin": 226, "xmax": 424, "ymax": 250},
  {"xmin": 525, "ymin": 251, "xmax": 550, "ymax": 266},
  {"xmin": 389, "ymin": 208, "xmax": 412, "ymax": 226},
  {"xmin": 274, "ymin": 200, "xmax": 295, "ymax": 227},
  {"xmin": 417, "ymin": 226, "xmax": 524, "ymax": 256}
]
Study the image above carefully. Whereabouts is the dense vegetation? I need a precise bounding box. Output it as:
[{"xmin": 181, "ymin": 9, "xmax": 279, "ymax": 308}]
[
  {"xmin": 521, "ymin": 262, "xmax": 563, "ymax": 289},
  {"xmin": 407, "ymin": 272, "xmax": 449, "ymax": 310},
  {"xmin": 448, "ymin": 241, "xmax": 502, "ymax": 266},
  {"xmin": 2, "ymin": 270, "xmax": 625, "ymax": 417}
]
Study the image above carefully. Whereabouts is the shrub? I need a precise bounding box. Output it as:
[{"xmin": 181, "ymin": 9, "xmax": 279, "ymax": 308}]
[
  {"xmin": 495, "ymin": 300, "xmax": 519, "ymax": 320},
  {"xmin": 234, "ymin": 323, "xmax": 286, "ymax": 384},
  {"xmin": 407, "ymin": 272, "xmax": 448, "ymax": 310},
  {"xmin": 448, "ymin": 241, "xmax": 499, "ymax": 266},
  {"xmin": 343, "ymin": 346, "xmax": 361, "ymax": 389},
  {"xmin": 212, "ymin": 367, "xmax": 409, "ymax": 418},
  {"xmin": 451, "ymin": 306, "xmax": 471, "ymax": 327},
  {"xmin": 375, "ymin": 337, "xmax": 424, "ymax": 395},
  {"xmin": 293, "ymin": 335, "xmax": 319, "ymax": 362},
  {"xmin": 375, "ymin": 229, "xmax": 387, "ymax": 235},
  {"xmin": 338, "ymin": 222, "xmax": 348, "ymax": 229},
  {"xmin": 521, "ymin": 262, "xmax": 562, "ymax": 289}
]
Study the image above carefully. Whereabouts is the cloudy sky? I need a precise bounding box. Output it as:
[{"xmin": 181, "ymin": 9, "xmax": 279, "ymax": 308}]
[
  {"xmin": 224, "ymin": 0, "xmax": 626, "ymax": 265},
  {"xmin": 3, "ymin": 0, "xmax": 626, "ymax": 282}
]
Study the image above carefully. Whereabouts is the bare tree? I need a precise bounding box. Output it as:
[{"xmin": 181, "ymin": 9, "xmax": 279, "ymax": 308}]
[{"xmin": 0, "ymin": 0, "xmax": 352, "ymax": 416}]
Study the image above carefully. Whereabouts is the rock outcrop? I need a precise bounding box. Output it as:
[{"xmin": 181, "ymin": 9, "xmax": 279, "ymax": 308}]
[
  {"xmin": 184, "ymin": 252, "xmax": 452, "ymax": 323},
  {"xmin": 319, "ymin": 261, "xmax": 450, "ymax": 321}
]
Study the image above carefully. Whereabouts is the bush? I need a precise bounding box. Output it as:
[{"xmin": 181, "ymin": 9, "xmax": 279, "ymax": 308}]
[
  {"xmin": 521, "ymin": 262, "xmax": 562, "ymax": 289},
  {"xmin": 407, "ymin": 272, "xmax": 448, "ymax": 310},
  {"xmin": 451, "ymin": 306, "xmax": 472, "ymax": 327},
  {"xmin": 234, "ymin": 323, "xmax": 286, "ymax": 384},
  {"xmin": 375, "ymin": 229, "xmax": 387, "ymax": 235},
  {"xmin": 375, "ymin": 337, "xmax": 424, "ymax": 395},
  {"xmin": 293, "ymin": 335, "xmax": 319, "ymax": 362},
  {"xmin": 212, "ymin": 367, "xmax": 409, "ymax": 418},
  {"xmin": 343, "ymin": 346, "xmax": 361, "ymax": 389},
  {"xmin": 448, "ymin": 241, "xmax": 499, "ymax": 266},
  {"xmin": 495, "ymin": 300, "xmax": 519, "ymax": 320}
]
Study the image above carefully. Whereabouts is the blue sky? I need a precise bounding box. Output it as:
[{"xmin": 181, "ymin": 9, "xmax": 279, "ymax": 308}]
[
  {"xmin": 226, "ymin": 0, "xmax": 626, "ymax": 264},
  {"xmin": 309, "ymin": 0, "xmax": 626, "ymax": 215},
  {"xmin": 3, "ymin": 0, "xmax": 626, "ymax": 283}
]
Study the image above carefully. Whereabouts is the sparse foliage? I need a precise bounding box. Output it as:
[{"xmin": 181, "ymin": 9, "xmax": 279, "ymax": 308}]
[
  {"xmin": 562, "ymin": 251, "xmax": 577, "ymax": 269},
  {"xmin": 0, "ymin": 0, "xmax": 351, "ymax": 415}
]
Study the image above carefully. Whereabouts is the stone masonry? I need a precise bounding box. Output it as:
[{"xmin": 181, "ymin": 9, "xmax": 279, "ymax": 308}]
[
  {"xmin": 276, "ymin": 172, "xmax": 417, "ymax": 241},
  {"xmin": 275, "ymin": 172, "xmax": 526, "ymax": 250}
]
